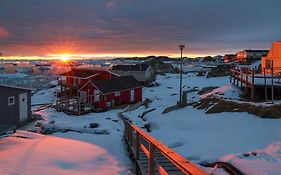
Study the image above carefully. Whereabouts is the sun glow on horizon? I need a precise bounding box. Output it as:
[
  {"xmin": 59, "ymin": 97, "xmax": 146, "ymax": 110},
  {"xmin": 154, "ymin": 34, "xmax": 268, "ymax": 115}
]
[{"xmin": 60, "ymin": 54, "xmax": 70, "ymax": 62}]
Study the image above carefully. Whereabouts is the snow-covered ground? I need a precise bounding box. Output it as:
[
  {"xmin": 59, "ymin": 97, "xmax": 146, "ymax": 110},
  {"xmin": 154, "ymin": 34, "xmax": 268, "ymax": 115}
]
[
  {"xmin": 0, "ymin": 131, "xmax": 124, "ymax": 175},
  {"xmin": 1, "ymin": 64, "xmax": 281, "ymax": 174}
]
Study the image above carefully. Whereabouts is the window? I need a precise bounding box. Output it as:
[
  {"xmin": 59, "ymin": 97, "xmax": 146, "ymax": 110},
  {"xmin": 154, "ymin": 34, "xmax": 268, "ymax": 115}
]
[
  {"xmin": 115, "ymin": 91, "xmax": 120, "ymax": 96},
  {"xmin": 106, "ymin": 102, "xmax": 111, "ymax": 108},
  {"xmin": 266, "ymin": 60, "xmax": 272, "ymax": 69},
  {"xmin": 8, "ymin": 96, "xmax": 15, "ymax": 106}
]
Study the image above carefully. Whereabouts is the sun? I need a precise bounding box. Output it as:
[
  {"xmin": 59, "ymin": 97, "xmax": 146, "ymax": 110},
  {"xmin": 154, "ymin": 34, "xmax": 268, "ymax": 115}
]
[{"xmin": 60, "ymin": 54, "xmax": 70, "ymax": 62}]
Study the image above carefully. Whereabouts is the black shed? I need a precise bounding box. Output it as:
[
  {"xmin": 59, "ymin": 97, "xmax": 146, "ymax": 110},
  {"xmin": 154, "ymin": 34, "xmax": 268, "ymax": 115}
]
[{"xmin": 0, "ymin": 84, "xmax": 32, "ymax": 129}]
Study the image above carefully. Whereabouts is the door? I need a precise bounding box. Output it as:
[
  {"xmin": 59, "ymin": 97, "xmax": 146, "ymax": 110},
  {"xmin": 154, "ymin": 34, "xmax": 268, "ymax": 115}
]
[
  {"xmin": 94, "ymin": 90, "xmax": 100, "ymax": 102},
  {"xmin": 19, "ymin": 93, "xmax": 28, "ymax": 122},
  {"xmin": 130, "ymin": 89, "xmax": 135, "ymax": 102}
]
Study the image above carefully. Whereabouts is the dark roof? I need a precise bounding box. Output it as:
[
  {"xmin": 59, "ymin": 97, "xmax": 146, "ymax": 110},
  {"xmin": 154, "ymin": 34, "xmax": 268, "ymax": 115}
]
[
  {"xmin": 111, "ymin": 64, "xmax": 149, "ymax": 71},
  {"xmin": 0, "ymin": 84, "xmax": 32, "ymax": 92},
  {"xmin": 92, "ymin": 79, "xmax": 124, "ymax": 94},
  {"xmin": 116, "ymin": 76, "xmax": 142, "ymax": 89},
  {"xmin": 244, "ymin": 50, "xmax": 269, "ymax": 53},
  {"xmin": 61, "ymin": 69, "xmax": 98, "ymax": 78},
  {"xmin": 92, "ymin": 75, "xmax": 142, "ymax": 94}
]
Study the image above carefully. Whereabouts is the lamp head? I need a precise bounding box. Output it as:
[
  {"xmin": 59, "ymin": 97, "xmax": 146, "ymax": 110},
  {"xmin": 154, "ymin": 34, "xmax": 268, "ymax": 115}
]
[{"xmin": 179, "ymin": 44, "xmax": 185, "ymax": 50}]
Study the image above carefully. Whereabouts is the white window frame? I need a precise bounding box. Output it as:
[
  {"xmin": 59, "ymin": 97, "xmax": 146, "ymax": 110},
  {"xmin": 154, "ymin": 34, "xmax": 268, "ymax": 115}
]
[
  {"xmin": 8, "ymin": 96, "xmax": 15, "ymax": 106},
  {"xmin": 115, "ymin": 91, "xmax": 120, "ymax": 96}
]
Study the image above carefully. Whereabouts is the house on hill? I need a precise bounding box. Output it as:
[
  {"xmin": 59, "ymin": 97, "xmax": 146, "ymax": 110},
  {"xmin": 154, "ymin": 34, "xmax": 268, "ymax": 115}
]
[
  {"xmin": 59, "ymin": 68, "xmax": 119, "ymax": 96},
  {"xmin": 236, "ymin": 50, "xmax": 268, "ymax": 63},
  {"xmin": 0, "ymin": 84, "xmax": 32, "ymax": 129},
  {"xmin": 261, "ymin": 41, "xmax": 281, "ymax": 73},
  {"xmin": 78, "ymin": 75, "xmax": 142, "ymax": 108},
  {"xmin": 57, "ymin": 68, "xmax": 142, "ymax": 114},
  {"xmin": 109, "ymin": 64, "xmax": 155, "ymax": 83}
]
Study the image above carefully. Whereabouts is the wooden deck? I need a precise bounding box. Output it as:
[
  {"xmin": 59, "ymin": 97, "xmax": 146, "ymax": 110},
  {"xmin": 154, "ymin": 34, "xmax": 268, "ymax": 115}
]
[
  {"xmin": 124, "ymin": 120, "xmax": 208, "ymax": 175},
  {"xmin": 55, "ymin": 97, "xmax": 92, "ymax": 115},
  {"xmin": 230, "ymin": 68, "xmax": 281, "ymax": 100}
]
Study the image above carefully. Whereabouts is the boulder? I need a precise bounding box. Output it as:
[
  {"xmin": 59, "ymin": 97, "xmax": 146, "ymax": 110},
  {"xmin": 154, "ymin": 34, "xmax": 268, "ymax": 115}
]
[{"xmin": 207, "ymin": 64, "xmax": 235, "ymax": 78}]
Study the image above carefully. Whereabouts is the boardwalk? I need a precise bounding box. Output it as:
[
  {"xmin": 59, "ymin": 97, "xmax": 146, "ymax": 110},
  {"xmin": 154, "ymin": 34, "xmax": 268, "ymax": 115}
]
[{"xmin": 124, "ymin": 120, "xmax": 208, "ymax": 175}]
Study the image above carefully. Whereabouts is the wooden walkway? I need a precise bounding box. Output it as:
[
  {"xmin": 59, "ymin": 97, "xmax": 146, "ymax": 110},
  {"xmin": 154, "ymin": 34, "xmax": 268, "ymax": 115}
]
[{"xmin": 124, "ymin": 120, "xmax": 208, "ymax": 175}]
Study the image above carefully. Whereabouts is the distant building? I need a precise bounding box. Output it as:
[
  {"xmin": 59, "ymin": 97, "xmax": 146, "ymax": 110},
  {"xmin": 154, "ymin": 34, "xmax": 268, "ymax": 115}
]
[
  {"xmin": 224, "ymin": 54, "xmax": 237, "ymax": 63},
  {"xmin": 236, "ymin": 50, "xmax": 268, "ymax": 63},
  {"xmin": 261, "ymin": 41, "xmax": 281, "ymax": 73},
  {"xmin": 0, "ymin": 84, "xmax": 32, "ymax": 128},
  {"xmin": 109, "ymin": 64, "xmax": 155, "ymax": 83}
]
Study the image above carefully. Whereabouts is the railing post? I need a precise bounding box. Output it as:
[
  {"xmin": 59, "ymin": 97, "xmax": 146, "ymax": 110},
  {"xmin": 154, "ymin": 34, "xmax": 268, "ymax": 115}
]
[
  {"xmin": 136, "ymin": 132, "xmax": 140, "ymax": 160},
  {"xmin": 148, "ymin": 143, "xmax": 156, "ymax": 175},
  {"xmin": 264, "ymin": 68, "xmax": 268, "ymax": 101},
  {"xmin": 271, "ymin": 63, "xmax": 274, "ymax": 103},
  {"xmin": 240, "ymin": 72, "xmax": 243, "ymax": 88}
]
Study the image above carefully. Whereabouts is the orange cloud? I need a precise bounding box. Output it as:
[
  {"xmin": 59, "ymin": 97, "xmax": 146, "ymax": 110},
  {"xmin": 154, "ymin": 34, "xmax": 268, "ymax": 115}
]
[{"xmin": 0, "ymin": 27, "xmax": 10, "ymax": 37}]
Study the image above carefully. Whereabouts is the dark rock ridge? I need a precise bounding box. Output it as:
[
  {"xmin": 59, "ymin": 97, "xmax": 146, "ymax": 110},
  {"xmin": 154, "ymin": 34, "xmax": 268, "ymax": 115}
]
[{"xmin": 207, "ymin": 64, "xmax": 235, "ymax": 78}]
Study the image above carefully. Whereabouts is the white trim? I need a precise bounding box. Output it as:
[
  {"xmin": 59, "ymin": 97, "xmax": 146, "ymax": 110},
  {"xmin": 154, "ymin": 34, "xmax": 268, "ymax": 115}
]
[
  {"xmin": 64, "ymin": 73, "xmax": 99, "ymax": 80},
  {"xmin": 106, "ymin": 70, "xmax": 120, "ymax": 77},
  {"xmin": 8, "ymin": 96, "xmax": 15, "ymax": 106}
]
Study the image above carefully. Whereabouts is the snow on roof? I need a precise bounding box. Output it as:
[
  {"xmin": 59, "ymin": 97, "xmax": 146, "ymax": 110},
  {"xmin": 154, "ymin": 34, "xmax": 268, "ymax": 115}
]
[{"xmin": 0, "ymin": 130, "xmax": 122, "ymax": 175}]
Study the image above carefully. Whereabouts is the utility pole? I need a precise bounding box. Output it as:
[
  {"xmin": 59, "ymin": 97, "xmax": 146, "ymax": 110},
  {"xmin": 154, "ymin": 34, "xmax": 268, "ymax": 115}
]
[{"xmin": 178, "ymin": 44, "xmax": 185, "ymax": 103}]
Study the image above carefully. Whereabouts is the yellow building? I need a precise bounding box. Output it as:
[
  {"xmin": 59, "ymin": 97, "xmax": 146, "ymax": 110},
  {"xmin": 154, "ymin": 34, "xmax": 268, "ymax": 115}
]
[{"xmin": 261, "ymin": 41, "xmax": 281, "ymax": 74}]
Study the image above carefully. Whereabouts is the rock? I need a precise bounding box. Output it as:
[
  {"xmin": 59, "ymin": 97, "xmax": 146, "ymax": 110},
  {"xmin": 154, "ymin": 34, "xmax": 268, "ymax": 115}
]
[
  {"xmin": 143, "ymin": 124, "xmax": 151, "ymax": 132},
  {"xmin": 89, "ymin": 123, "xmax": 99, "ymax": 128},
  {"xmin": 197, "ymin": 71, "xmax": 206, "ymax": 77},
  {"xmin": 196, "ymin": 97, "xmax": 281, "ymax": 118},
  {"xmin": 207, "ymin": 64, "xmax": 235, "ymax": 78},
  {"xmin": 143, "ymin": 57, "xmax": 178, "ymax": 73}
]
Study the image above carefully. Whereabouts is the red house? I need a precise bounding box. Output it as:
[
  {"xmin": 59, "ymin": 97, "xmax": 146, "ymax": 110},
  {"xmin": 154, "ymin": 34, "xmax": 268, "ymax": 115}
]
[
  {"xmin": 78, "ymin": 76, "xmax": 142, "ymax": 108},
  {"xmin": 59, "ymin": 68, "xmax": 119, "ymax": 96},
  {"xmin": 58, "ymin": 68, "xmax": 142, "ymax": 110}
]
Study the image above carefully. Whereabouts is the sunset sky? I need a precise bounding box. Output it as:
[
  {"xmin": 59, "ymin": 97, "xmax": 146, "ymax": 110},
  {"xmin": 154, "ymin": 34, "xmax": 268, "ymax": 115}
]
[{"xmin": 0, "ymin": 0, "xmax": 281, "ymax": 58}]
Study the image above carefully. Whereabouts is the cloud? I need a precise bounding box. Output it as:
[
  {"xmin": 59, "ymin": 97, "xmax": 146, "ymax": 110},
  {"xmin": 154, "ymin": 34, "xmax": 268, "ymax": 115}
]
[
  {"xmin": 106, "ymin": 1, "xmax": 115, "ymax": 10},
  {"xmin": 0, "ymin": 27, "xmax": 9, "ymax": 37},
  {"xmin": 0, "ymin": 0, "xmax": 281, "ymax": 56}
]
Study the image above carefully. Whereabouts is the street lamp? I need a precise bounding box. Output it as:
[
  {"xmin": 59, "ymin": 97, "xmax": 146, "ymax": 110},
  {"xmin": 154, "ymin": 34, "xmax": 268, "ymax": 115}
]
[{"xmin": 178, "ymin": 44, "xmax": 185, "ymax": 103}]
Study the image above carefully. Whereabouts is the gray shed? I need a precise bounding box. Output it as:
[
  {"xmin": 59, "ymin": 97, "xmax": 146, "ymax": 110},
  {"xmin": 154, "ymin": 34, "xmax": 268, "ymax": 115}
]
[{"xmin": 0, "ymin": 84, "xmax": 32, "ymax": 128}]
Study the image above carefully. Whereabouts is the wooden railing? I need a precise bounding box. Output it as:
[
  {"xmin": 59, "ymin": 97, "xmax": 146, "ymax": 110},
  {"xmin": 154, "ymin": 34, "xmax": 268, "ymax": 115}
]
[{"xmin": 124, "ymin": 120, "xmax": 208, "ymax": 175}]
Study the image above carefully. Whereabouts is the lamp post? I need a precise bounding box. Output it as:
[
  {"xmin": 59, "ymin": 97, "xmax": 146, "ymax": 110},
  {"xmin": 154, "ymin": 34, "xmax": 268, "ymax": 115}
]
[{"xmin": 179, "ymin": 44, "xmax": 185, "ymax": 103}]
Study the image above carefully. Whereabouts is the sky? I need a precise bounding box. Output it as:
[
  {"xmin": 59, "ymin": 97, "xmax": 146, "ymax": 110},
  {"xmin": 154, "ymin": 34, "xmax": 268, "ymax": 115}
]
[{"xmin": 0, "ymin": 0, "xmax": 280, "ymax": 58}]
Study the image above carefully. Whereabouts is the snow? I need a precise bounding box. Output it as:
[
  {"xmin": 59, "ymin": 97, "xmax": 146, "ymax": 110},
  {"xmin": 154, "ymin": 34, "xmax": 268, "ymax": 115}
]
[
  {"xmin": 123, "ymin": 73, "xmax": 281, "ymax": 174},
  {"xmin": 1, "ymin": 64, "xmax": 281, "ymax": 174},
  {"xmin": 0, "ymin": 73, "xmax": 28, "ymax": 78},
  {"xmin": 31, "ymin": 86, "xmax": 58, "ymax": 105},
  {"xmin": 26, "ymin": 108, "xmax": 133, "ymax": 174},
  {"xmin": 221, "ymin": 141, "xmax": 281, "ymax": 175},
  {"xmin": 0, "ymin": 130, "xmax": 124, "ymax": 175}
]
